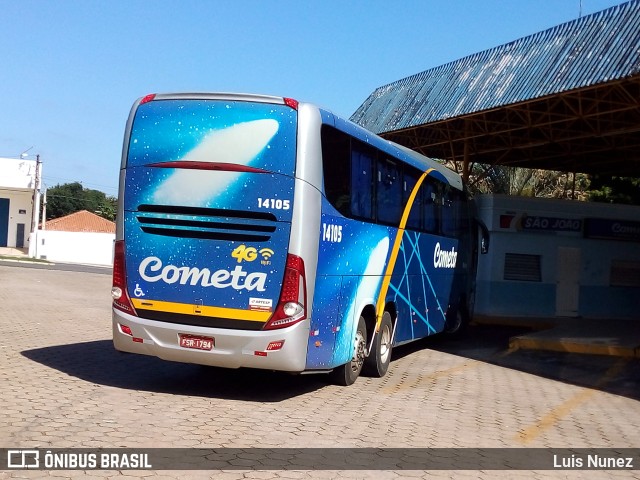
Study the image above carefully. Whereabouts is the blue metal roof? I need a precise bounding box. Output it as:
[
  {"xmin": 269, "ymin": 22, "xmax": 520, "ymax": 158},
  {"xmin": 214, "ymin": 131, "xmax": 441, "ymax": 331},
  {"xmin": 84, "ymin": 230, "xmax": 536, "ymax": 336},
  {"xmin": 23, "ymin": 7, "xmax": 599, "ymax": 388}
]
[{"xmin": 351, "ymin": 1, "xmax": 640, "ymax": 134}]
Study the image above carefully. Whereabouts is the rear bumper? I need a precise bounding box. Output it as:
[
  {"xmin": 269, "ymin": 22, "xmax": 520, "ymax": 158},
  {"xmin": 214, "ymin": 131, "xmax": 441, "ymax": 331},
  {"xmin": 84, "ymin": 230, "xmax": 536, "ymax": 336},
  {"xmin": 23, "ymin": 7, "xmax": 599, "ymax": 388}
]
[{"xmin": 112, "ymin": 308, "xmax": 309, "ymax": 372}]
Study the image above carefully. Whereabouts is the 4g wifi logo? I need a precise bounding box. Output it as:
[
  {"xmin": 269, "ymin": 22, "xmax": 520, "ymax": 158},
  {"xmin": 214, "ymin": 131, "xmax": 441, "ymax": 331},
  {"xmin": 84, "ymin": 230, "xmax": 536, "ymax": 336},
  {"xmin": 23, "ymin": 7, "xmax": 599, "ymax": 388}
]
[{"xmin": 231, "ymin": 245, "xmax": 275, "ymax": 265}]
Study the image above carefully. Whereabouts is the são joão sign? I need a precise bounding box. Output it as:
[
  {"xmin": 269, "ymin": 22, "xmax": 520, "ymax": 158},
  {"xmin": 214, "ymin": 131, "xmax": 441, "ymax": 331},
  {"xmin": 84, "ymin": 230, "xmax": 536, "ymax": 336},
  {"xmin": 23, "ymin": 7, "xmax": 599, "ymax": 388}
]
[{"xmin": 520, "ymin": 215, "xmax": 582, "ymax": 233}]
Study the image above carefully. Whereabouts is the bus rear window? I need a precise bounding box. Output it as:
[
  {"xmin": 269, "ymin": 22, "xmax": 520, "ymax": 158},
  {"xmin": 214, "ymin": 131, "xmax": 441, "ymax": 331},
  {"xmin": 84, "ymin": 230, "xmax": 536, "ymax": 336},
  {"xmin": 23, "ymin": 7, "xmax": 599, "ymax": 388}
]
[{"xmin": 127, "ymin": 99, "xmax": 297, "ymax": 176}]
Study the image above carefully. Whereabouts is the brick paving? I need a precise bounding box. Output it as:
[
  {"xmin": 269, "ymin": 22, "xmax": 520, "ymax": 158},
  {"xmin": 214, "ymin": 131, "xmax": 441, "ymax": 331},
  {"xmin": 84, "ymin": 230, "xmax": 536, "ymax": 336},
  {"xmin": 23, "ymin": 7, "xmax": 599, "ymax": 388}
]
[{"xmin": 0, "ymin": 264, "xmax": 638, "ymax": 479}]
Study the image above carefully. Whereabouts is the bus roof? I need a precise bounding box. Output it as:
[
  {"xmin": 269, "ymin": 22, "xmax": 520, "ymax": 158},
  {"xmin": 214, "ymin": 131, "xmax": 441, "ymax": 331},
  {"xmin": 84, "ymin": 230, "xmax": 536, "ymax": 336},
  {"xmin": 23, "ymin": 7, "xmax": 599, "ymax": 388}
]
[
  {"xmin": 139, "ymin": 92, "xmax": 289, "ymax": 105},
  {"xmin": 130, "ymin": 92, "xmax": 464, "ymax": 191},
  {"xmin": 318, "ymin": 106, "xmax": 464, "ymax": 191}
]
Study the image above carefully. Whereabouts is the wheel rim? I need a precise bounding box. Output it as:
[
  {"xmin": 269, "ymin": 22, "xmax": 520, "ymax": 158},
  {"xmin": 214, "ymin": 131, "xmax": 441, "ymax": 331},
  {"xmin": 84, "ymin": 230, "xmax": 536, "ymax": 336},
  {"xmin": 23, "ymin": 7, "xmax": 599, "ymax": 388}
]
[
  {"xmin": 452, "ymin": 311, "xmax": 463, "ymax": 332},
  {"xmin": 350, "ymin": 329, "xmax": 366, "ymax": 373},
  {"xmin": 379, "ymin": 323, "xmax": 392, "ymax": 364}
]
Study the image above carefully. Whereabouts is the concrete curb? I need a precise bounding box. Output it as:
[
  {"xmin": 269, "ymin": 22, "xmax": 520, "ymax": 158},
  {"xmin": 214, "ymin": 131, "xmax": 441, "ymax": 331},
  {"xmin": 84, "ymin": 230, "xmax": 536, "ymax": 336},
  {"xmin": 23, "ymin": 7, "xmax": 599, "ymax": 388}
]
[{"xmin": 508, "ymin": 335, "xmax": 640, "ymax": 358}]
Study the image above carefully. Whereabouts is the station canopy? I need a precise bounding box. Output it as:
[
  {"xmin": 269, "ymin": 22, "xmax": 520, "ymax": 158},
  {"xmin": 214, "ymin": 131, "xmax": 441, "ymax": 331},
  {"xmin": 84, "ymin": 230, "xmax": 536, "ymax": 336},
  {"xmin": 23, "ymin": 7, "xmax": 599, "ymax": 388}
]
[{"xmin": 350, "ymin": 0, "xmax": 640, "ymax": 177}]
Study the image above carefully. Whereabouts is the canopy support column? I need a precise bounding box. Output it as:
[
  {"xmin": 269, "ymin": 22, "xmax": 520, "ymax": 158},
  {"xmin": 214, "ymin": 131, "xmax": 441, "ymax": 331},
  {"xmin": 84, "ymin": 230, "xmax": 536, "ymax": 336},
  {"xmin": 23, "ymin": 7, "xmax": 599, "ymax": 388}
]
[{"xmin": 462, "ymin": 123, "xmax": 470, "ymax": 183}]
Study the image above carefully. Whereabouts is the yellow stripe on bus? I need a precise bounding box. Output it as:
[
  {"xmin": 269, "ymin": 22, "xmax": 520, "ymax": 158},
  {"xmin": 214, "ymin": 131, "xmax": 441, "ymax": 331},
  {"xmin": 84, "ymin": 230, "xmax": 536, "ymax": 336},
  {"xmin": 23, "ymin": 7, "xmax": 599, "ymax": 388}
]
[
  {"xmin": 131, "ymin": 298, "xmax": 271, "ymax": 322},
  {"xmin": 374, "ymin": 168, "xmax": 434, "ymax": 330}
]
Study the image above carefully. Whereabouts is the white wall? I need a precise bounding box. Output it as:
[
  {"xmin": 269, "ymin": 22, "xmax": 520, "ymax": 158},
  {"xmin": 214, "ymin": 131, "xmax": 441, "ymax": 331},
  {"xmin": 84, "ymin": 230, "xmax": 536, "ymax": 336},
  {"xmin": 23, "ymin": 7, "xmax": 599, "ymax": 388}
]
[
  {"xmin": 0, "ymin": 157, "xmax": 37, "ymax": 189},
  {"xmin": 34, "ymin": 230, "xmax": 114, "ymax": 266}
]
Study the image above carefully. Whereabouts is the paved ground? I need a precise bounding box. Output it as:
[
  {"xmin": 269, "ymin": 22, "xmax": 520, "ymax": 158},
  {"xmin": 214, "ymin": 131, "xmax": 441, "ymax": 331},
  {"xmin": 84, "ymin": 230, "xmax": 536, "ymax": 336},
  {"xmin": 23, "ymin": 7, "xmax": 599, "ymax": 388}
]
[{"xmin": 0, "ymin": 263, "xmax": 638, "ymax": 479}]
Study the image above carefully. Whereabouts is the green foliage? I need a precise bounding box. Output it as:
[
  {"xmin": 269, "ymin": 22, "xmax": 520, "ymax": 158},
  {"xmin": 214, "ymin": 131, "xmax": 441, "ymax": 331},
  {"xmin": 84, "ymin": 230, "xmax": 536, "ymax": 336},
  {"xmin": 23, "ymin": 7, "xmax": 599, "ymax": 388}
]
[
  {"xmin": 444, "ymin": 161, "xmax": 591, "ymax": 200},
  {"xmin": 46, "ymin": 182, "xmax": 117, "ymax": 221},
  {"xmin": 442, "ymin": 161, "xmax": 640, "ymax": 205},
  {"xmin": 587, "ymin": 176, "xmax": 640, "ymax": 205}
]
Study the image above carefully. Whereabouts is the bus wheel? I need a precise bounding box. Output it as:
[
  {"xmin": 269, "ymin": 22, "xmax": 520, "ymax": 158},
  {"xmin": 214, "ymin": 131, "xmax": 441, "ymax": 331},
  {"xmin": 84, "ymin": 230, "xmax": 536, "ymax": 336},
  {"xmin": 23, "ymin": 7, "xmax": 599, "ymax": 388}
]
[
  {"xmin": 444, "ymin": 305, "xmax": 468, "ymax": 337},
  {"xmin": 363, "ymin": 311, "xmax": 393, "ymax": 378},
  {"xmin": 330, "ymin": 316, "xmax": 367, "ymax": 386}
]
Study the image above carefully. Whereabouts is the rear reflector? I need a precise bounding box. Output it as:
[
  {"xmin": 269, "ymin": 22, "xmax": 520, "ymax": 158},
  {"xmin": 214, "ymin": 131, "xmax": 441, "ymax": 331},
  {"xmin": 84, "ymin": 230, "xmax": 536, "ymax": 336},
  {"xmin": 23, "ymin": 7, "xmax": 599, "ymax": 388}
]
[
  {"xmin": 120, "ymin": 324, "xmax": 133, "ymax": 336},
  {"xmin": 266, "ymin": 340, "xmax": 285, "ymax": 351}
]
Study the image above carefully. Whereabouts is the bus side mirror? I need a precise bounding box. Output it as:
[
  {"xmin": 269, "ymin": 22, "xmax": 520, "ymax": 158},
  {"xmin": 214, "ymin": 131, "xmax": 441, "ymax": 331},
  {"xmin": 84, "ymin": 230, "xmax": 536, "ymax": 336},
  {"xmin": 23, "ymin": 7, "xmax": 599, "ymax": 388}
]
[{"xmin": 477, "ymin": 219, "xmax": 490, "ymax": 254}]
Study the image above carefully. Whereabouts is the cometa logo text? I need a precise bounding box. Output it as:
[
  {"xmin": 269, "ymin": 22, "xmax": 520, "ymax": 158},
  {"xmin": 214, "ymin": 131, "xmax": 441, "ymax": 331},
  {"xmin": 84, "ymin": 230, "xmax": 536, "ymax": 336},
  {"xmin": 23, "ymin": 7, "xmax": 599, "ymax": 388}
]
[
  {"xmin": 138, "ymin": 256, "xmax": 267, "ymax": 291},
  {"xmin": 433, "ymin": 243, "xmax": 458, "ymax": 269}
]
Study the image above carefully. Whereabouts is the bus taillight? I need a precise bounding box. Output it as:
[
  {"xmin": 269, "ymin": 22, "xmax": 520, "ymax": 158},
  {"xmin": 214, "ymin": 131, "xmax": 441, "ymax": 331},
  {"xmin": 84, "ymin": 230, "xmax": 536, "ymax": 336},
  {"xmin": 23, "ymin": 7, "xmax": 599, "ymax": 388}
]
[
  {"xmin": 263, "ymin": 254, "xmax": 307, "ymax": 330},
  {"xmin": 112, "ymin": 240, "xmax": 137, "ymax": 315}
]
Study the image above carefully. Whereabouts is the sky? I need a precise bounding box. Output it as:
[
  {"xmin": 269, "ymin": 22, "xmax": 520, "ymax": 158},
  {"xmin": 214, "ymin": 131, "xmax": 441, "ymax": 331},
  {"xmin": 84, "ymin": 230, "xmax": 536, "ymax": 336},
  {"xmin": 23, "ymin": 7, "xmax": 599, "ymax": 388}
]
[{"xmin": 0, "ymin": 0, "xmax": 628, "ymax": 197}]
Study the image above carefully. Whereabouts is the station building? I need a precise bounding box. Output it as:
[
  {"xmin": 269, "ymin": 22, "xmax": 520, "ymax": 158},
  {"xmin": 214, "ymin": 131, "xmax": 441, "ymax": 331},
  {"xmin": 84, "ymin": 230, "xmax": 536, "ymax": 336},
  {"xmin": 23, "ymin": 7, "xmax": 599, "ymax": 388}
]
[
  {"xmin": 475, "ymin": 194, "xmax": 640, "ymax": 320},
  {"xmin": 352, "ymin": 1, "xmax": 640, "ymax": 321},
  {"xmin": 0, "ymin": 156, "xmax": 42, "ymax": 250}
]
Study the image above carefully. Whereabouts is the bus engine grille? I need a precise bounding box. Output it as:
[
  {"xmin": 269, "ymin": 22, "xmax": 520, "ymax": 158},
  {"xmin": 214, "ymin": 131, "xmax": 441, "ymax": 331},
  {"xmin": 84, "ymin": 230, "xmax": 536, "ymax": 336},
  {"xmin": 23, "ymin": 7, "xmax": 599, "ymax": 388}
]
[{"xmin": 135, "ymin": 204, "xmax": 278, "ymax": 242}]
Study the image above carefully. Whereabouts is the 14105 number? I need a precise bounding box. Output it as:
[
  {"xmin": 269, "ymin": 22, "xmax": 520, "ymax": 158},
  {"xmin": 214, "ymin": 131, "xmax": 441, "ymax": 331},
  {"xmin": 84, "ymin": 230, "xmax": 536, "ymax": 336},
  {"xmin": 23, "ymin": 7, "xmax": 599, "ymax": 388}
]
[
  {"xmin": 322, "ymin": 223, "xmax": 342, "ymax": 243},
  {"xmin": 257, "ymin": 198, "xmax": 290, "ymax": 210}
]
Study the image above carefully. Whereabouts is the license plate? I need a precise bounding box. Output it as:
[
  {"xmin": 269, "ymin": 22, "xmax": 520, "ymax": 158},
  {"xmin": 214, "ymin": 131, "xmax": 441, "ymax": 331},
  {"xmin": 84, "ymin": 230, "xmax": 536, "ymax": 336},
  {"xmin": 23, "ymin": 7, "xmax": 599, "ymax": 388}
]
[{"xmin": 179, "ymin": 334, "xmax": 214, "ymax": 351}]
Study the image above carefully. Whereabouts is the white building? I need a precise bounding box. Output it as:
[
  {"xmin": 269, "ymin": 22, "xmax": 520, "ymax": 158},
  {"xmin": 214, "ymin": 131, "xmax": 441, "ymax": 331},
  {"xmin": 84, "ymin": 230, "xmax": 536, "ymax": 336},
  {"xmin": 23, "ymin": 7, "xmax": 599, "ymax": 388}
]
[
  {"xmin": 475, "ymin": 194, "xmax": 640, "ymax": 320},
  {"xmin": 34, "ymin": 210, "xmax": 115, "ymax": 266},
  {"xmin": 0, "ymin": 156, "xmax": 41, "ymax": 249}
]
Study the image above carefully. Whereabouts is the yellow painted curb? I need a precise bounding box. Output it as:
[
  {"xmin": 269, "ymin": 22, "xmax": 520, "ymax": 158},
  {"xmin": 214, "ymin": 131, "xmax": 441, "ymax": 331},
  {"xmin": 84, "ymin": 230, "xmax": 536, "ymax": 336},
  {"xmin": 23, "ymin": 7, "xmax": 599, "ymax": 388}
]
[{"xmin": 509, "ymin": 336, "xmax": 638, "ymax": 358}]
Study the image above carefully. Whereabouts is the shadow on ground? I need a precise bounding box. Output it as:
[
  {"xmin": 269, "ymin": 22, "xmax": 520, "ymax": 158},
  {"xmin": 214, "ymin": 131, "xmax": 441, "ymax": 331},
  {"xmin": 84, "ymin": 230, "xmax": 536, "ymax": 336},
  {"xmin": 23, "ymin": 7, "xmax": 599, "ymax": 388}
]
[
  {"xmin": 404, "ymin": 323, "xmax": 640, "ymax": 401},
  {"xmin": 21, "ymin": 340, "xmax": 327, "ymax": 402},
  {"xmin": 21, "ymin": 324, "xmax": 639, "ymax": 401}
]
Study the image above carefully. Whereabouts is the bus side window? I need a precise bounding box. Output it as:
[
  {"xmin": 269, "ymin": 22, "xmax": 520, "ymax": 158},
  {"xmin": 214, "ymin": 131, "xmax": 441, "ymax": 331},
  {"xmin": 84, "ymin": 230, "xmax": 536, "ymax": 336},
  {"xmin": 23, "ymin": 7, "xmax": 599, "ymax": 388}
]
[
  {"xmin": 441, "ymin": 186, "xmax": 462, "ymax": 237},
  {"xmin": 321, "ymin": 126, "xmax": 351, "ymax": 216},
  {"xmin": 422, "ymin": 178, "xmax": 439, "ymax": 234},
  {"xmin": 403, "ymin": 167, "xmax": 420, "ymax": 230},
  {"xmin": 377, "ymin": 157, "xmax": 402, "ymax": 225},
  {"xmin": 351, "ymin": 143, "xmax": 375, "ymax": 220}
]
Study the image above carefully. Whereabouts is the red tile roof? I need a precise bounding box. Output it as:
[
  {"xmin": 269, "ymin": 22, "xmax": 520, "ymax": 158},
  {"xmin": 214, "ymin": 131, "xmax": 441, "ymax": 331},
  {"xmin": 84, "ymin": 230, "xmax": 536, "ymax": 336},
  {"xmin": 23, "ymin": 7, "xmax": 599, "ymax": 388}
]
[{"xmin": 45, "ymin": 210, "xmax": 115, "ymax": 233}]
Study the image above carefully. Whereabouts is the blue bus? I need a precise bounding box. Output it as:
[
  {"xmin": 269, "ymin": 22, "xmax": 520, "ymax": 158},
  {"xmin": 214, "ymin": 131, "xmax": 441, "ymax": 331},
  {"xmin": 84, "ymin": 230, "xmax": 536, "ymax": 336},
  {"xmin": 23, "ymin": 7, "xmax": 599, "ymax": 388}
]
[{"xmin": 112, "ymin": 93, "xmax": 488, "ymax": 385}]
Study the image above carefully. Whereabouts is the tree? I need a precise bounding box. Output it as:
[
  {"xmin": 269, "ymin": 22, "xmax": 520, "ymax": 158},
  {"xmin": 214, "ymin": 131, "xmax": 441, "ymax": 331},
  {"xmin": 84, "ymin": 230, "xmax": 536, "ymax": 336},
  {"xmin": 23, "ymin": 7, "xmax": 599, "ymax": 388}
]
[
  {"xmin": 587, "ymin": 175, "xmax": 640, "ymax": 205},
  {"xmin": 46, "ymin": 182, "xmax": 117, "ymax": 221},
  {"xmin": 442, "ymin": 161, "xmax": 591, "ymax": 200},
  {"xmin": 442, "ymin": 159, "xmax": 640, "ymax": 205}
]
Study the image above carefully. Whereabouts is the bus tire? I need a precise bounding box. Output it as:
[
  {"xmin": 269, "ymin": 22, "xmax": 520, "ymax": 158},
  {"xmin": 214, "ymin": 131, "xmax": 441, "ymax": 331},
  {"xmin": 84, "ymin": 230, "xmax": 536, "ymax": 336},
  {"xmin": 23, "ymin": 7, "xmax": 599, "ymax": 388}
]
[
  {"xmin": 444, "ymin": 304, "xmax": 468, "ymax": 337},
  {"xmin": 329, "ymin": 316, "xmax": 367, "ymax": 386},
  {"xmin": 363, "ymin": 311, "xmax": 393, "ymax": 378}
]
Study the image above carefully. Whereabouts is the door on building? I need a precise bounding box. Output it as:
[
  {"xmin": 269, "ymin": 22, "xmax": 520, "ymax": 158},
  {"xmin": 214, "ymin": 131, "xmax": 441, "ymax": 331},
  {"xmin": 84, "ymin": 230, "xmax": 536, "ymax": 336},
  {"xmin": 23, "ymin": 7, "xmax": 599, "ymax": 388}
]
[
  {"xmin": 556, "ymin": 247, "xmax": 581, "ymax": 317},
  {"xmin": 0, "ymin": 198, "xmax": 9, "ymax": 247},
  {"xmin": 16, "ymin": 223, "xmax": 25, "ymax": 248}
]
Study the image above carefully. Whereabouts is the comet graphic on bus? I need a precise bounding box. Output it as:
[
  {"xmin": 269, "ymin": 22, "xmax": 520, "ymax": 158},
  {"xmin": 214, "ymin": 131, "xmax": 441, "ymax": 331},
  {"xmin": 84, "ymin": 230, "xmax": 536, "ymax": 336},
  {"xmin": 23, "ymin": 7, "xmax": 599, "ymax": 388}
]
[{"xmin": 153, "ymin": 119, "xmax": 279, "ymax": 205}]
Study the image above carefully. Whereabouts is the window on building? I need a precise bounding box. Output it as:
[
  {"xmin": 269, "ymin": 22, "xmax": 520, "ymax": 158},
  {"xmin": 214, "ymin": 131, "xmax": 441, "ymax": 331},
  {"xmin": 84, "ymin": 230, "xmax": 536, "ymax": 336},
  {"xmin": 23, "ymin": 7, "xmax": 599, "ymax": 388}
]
[
  {"xmin": 504, "ymin": 253, "xmax": 542, "ymax": 282},
  {"xmin": 610, "ymin": 260, "xmax": 640, "ymax": 287}
]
